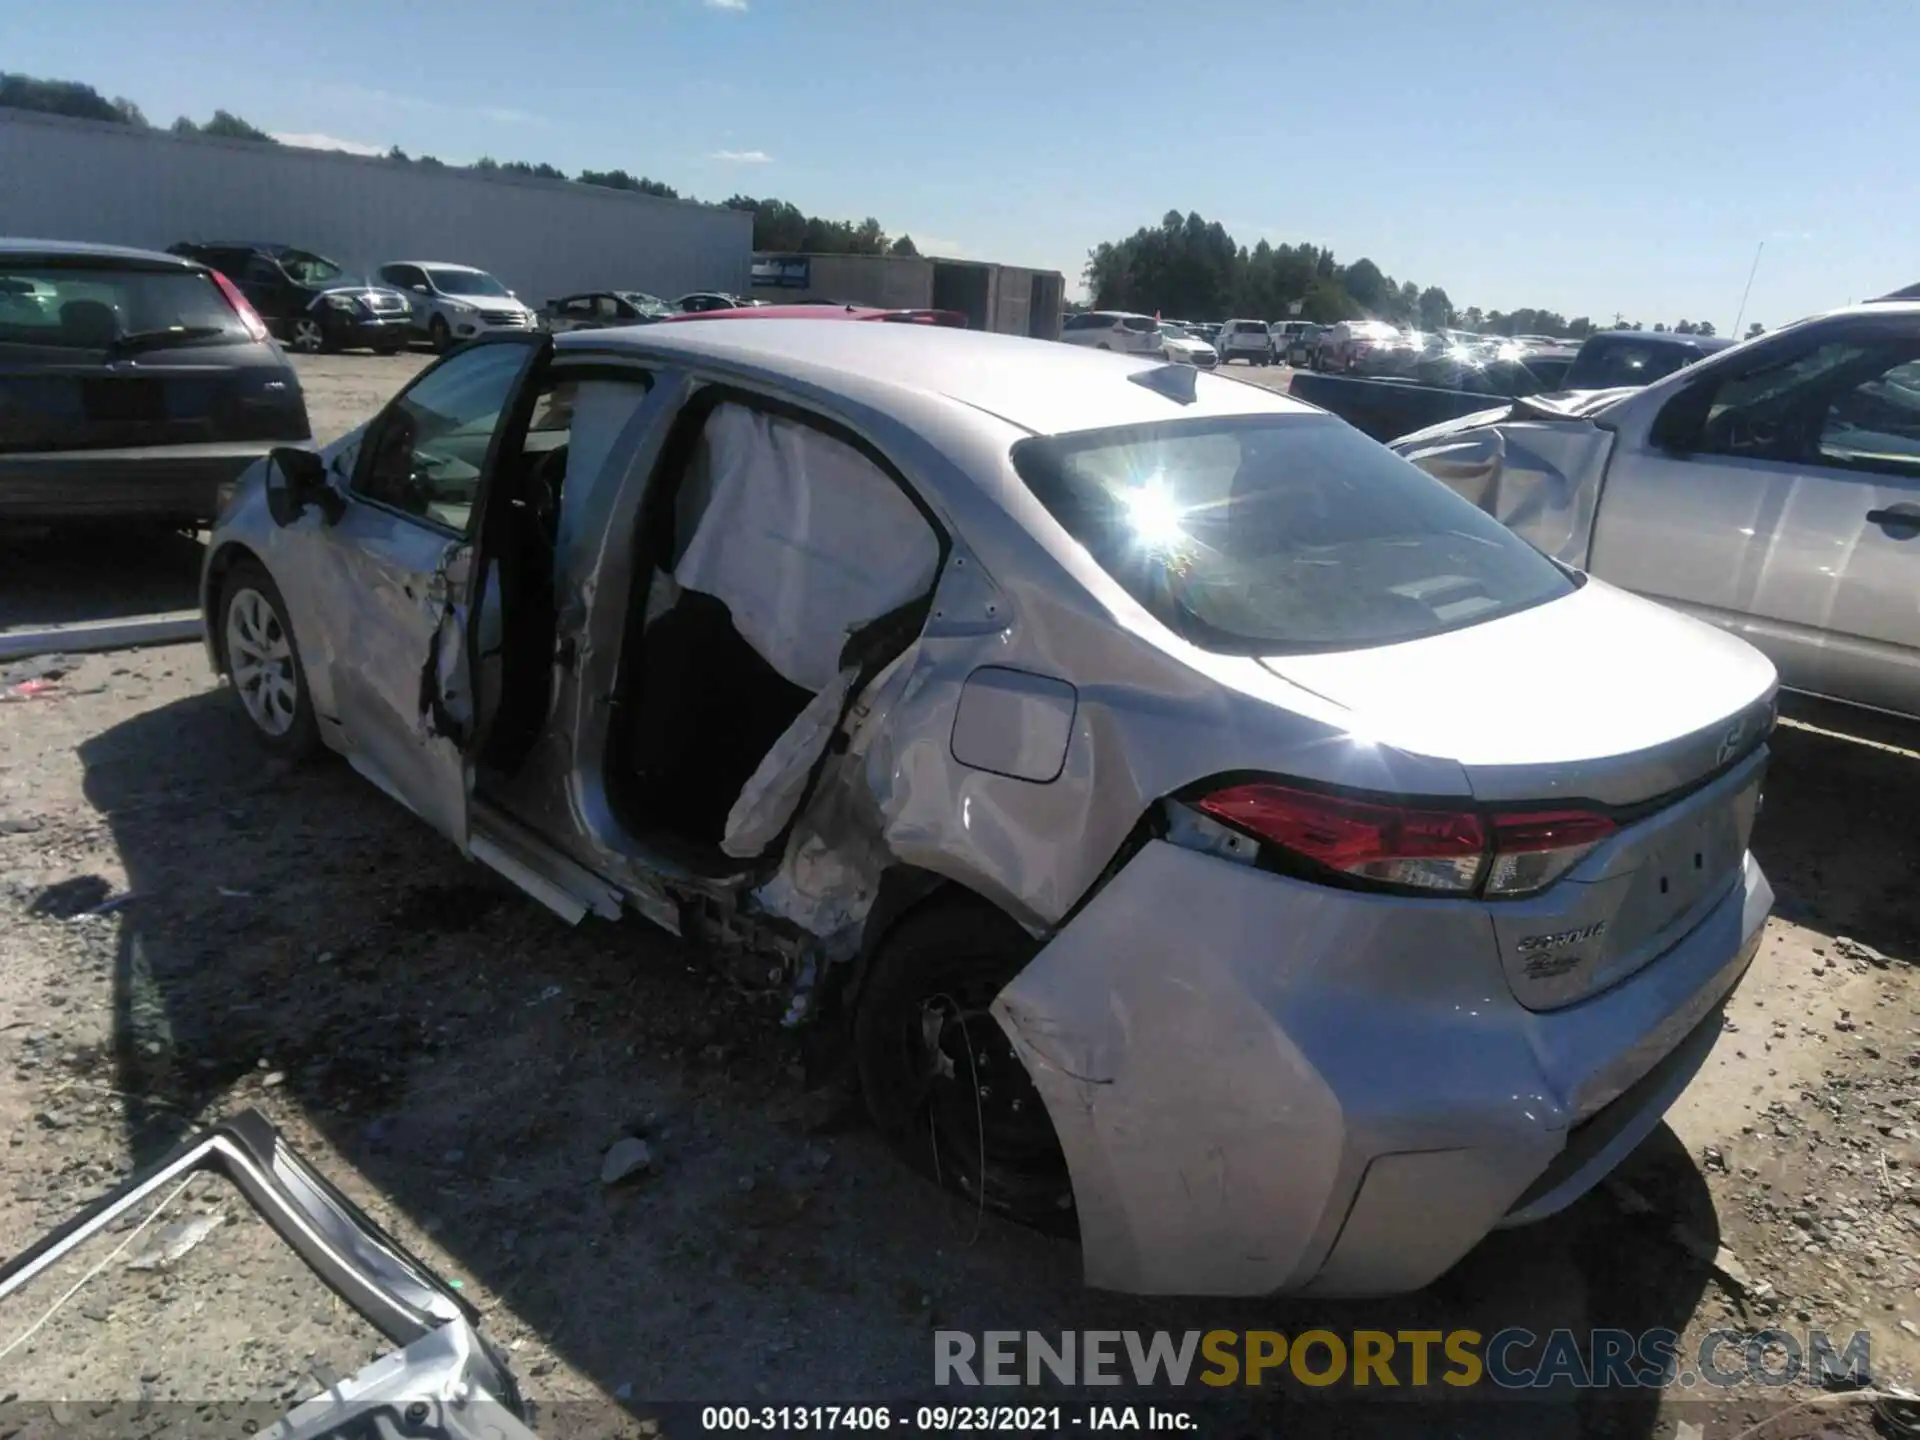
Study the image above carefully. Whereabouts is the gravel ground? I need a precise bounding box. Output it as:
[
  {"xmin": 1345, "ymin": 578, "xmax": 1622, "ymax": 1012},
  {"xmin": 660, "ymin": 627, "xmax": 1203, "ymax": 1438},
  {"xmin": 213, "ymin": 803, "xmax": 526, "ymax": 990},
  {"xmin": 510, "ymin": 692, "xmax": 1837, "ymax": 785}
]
[{"xmin": 0, "ymin": 352, "xmax": 1916, "ymax": 1438}]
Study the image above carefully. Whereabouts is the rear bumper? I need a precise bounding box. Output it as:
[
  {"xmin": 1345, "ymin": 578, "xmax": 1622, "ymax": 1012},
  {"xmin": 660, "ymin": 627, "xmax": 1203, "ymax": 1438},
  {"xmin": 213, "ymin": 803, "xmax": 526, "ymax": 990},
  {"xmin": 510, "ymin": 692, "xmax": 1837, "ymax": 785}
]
[
  {"xmin": 0, "ymin": 442, "xmax": 283, "ymax": 522},
  {"xmin": 993, "ymin": 840, "xmax": 1771, "ymax": 1297}
]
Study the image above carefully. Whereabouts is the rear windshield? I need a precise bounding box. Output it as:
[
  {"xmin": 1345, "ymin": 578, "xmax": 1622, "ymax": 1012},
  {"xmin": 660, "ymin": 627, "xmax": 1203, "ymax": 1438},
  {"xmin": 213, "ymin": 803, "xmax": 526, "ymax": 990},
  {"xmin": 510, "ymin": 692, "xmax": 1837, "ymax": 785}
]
[
  {"xmin": 0, "ymin": 265, "xmax": 245, "ymax": 350},
  {"xmin": 1011, "ymin": 414, "xmax": 1576, "ymax": 653}
]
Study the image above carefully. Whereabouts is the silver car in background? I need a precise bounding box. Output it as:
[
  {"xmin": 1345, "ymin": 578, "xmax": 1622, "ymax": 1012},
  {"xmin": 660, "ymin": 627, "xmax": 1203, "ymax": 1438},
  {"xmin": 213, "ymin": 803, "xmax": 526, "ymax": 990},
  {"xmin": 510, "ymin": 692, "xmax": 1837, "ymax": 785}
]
[
  {"xmin": 1394, "ymin": 301, "xmax": 1920, "ymax": 722},
  {"xmin": 200, "ymin": 323, "xmax": 1774, "ymax": 1296}
]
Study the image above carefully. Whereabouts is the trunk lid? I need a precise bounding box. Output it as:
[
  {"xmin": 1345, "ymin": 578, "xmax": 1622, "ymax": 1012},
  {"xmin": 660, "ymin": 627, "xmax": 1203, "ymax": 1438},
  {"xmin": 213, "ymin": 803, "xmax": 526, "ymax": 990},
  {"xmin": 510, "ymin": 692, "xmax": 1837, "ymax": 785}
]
[{"xmin": 1259, "ymin": 580, "xmax": 1778, "ymax": 1009}]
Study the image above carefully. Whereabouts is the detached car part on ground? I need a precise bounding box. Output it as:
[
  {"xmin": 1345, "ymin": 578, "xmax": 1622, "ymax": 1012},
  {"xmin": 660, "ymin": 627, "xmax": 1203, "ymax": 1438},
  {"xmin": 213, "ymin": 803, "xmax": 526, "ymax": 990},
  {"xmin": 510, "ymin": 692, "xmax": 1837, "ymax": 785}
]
[
  {"xmin": 0, "ymin": 239, "xmax": 312, "ymax": 524},
  {"xmin": 201, "ymin": 321, "xmax": 1776, "ymax": 1296},
  {"xmin": 0, "ymin": 1111, "xmax": 535, "ymax": 1439},
  {"xmin": 1393, "ymin": 302, "xmax": 1920, "ymax": 723}
]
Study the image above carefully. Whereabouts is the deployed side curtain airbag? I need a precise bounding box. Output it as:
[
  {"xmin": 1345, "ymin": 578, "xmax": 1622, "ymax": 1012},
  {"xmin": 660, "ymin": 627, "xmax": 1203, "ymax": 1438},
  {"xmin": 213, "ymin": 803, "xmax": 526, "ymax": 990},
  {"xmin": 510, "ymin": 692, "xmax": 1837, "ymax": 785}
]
[{"xmin": 672, "ymin": 403, "xmax": 940, "ymax": 694}]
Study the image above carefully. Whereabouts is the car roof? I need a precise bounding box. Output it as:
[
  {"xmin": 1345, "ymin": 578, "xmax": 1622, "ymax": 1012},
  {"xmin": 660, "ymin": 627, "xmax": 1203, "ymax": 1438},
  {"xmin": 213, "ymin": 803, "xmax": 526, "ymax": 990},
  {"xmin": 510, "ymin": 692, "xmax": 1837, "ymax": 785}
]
[
  {"xmin": 556, "ymin": 318, "xmax": 1316, "ymax": 436},
  {"xmin": 395, "ymin": 261, "xmax": 486, "ymax": 272},
  {"xmin": 660, "ymin": 304, "xmax": 951, "ymax": 322},
  {"xmin": 1, "ymin": 237, "xmax": 202, "ymax": 269}
]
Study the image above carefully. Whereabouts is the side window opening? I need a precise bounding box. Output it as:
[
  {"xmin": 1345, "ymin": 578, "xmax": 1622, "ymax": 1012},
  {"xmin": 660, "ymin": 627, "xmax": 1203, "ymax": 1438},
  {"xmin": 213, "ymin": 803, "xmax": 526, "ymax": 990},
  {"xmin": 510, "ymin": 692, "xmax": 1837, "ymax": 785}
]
[
  {"xmin": 1679, "ymin": 337, "xmax": 1920, "ymax": 472},
  {"xmin": 613, "ymin": 399, "xmax": 941, "ymax": 862}
]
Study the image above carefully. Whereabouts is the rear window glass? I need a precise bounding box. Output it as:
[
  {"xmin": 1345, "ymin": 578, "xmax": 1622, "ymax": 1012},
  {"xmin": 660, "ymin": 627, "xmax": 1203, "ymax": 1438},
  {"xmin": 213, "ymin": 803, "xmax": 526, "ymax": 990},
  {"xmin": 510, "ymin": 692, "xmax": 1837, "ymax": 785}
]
[
  {"xmin": 1011, "ymin": 414, "xmax": 1576, "ymax": 653},
  {"xmin": 0, "ymin": 265, "xmax": 245, "ymax": 350}
]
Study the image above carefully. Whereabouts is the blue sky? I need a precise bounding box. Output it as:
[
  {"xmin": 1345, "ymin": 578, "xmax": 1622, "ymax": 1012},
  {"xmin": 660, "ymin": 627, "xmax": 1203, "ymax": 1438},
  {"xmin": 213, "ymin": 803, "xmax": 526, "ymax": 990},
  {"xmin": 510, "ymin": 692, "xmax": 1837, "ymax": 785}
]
[{"xmin": 11, "ymin": 0, "xmax": 1913, "ymax": 327}]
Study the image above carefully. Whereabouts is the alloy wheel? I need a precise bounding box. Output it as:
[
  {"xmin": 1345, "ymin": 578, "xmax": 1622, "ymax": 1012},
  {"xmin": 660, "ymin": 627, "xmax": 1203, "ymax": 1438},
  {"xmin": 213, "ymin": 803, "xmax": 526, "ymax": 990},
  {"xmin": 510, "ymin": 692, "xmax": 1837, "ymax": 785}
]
[
  {"xmin": 290, "ymin": 317, "xmax": 325, "ymax": 353},
  {"xmin": 226, "ymin": 587, "xmax": 299, "ymax": 736}
]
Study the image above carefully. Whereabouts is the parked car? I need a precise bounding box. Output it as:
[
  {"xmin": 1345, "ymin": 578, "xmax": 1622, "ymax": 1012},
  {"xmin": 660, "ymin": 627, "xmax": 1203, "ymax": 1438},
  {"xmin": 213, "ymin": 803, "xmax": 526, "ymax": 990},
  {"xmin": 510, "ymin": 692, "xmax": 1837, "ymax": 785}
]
[
  {"xmin": 1058, "ymin": 309, "xmax": 1166, "ymax": 355},
  {"xmin": 544, "ymin": 290, "xmax": 676, "ymax": 333},
  {"xmin": 1270, "ymin": 320, "xmax": 1315, "ymax": 360},
  {"xmin": 1393, "ymin": 301, "xmax": 1920, "ymax": 720},
  {"xmin": 1288, "ymin": 352, "xmax": 1564, "ymax": 441},
  {"xmin": 676, "ymin": 292, "xmax": 751, "ymax": 313},
  {"xmin": 201, "ymin": 323, "xmax": 1774, "ymax": 1297},
  {"xmin": 1155, "ymin": 321, "xmax": 1219, "ymax": 368},
  {"xmin": 1282, "ymin": 323, "xmax": 1325, "ymax": 366},
  {"xmin": 1213, "ymin": 318, "xmax": 1274, "ymax": 366},
  {"xmin": 374, "ymin": 262, "xmax": 538, "ymax": 351},
  {"xmin": 1310, "ymin": 319, "xmax": 1408, "ymax": 373},
  {"xmin": 659, "ymin": 303, "xmax": 967, "ymax": 326},
  {"xmin": 0, "ymin": 238, "xmax": 310, "ymax": 524},
  {"xmin": 1560, "ymin": 330, "xmax": 1734, "ymax": 391},
  {"xmin": 168, "ymin": 241, "xmax": 411, "ymax": 354}
]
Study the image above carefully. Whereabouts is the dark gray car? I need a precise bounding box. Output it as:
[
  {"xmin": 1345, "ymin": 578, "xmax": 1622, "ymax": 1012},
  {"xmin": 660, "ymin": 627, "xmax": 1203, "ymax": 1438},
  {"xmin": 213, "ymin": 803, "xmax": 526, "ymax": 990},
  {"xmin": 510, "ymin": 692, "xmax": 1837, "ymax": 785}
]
[{"xmin": 0, "ymin": 239, "xmax": 312, "ymax": 524}]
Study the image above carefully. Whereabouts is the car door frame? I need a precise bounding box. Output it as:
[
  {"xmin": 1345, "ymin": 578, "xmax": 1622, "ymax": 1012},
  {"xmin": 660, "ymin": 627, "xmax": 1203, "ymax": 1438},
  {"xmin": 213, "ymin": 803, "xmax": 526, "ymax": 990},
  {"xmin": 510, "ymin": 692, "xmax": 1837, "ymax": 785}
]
[{"xmin": 320, "ymin": 331, "xmax": 554, "ymax": 849}]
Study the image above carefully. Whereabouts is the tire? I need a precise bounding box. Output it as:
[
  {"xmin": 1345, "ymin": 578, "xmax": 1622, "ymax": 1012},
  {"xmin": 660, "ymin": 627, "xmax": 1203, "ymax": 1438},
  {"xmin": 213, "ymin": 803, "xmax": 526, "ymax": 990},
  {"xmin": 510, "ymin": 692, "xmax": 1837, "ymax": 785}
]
[
  {"xmin": 219, "ymin": 560, "xmax": 321, "ymax": 761},
  {"xmin": 854, "ymin": 898, "xmax": 1077, "ymax": 1234},
  {"xmin": 288, "ymin": 316, "xmax": 327, "ymax": 354},
  {"xmin": 429, "ymin": 314, "xmax": 452, "ymax": 353}
]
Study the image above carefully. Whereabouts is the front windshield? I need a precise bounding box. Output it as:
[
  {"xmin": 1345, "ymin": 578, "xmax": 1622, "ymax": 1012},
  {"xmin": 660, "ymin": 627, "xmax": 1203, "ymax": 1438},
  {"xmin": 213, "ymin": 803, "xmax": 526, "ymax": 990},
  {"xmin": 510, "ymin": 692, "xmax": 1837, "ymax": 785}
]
[
  {"xmin": 426, "ymin": 267, "xmax": 510, "ymax": 298},
  {"xmin": 618, "ymin": 291, "xmax": 674, "ymax": 316},
  {"xmin": 1012, "ymin": 413, "xmax": 1576, "ymax": 653},
  {"xmin": 279, "ymin": 250, "xmax": 344, "ymax": 286}
]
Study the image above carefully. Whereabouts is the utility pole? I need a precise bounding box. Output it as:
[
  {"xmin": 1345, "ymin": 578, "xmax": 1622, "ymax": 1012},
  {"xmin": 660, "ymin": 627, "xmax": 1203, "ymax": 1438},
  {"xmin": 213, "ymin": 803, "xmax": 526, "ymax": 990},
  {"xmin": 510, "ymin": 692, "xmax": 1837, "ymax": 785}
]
[{"xmin": 1732, "ymin": 241, "xmax": 1765, "ymax": 342}]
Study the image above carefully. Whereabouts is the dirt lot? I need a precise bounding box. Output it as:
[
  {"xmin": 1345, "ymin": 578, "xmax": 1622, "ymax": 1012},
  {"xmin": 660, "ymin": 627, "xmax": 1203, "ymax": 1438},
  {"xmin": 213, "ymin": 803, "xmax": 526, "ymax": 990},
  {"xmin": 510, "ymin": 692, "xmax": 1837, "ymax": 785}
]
[{"xmin": 1, "ymin": 352, "xmax": 1917, "ymax": 1438}]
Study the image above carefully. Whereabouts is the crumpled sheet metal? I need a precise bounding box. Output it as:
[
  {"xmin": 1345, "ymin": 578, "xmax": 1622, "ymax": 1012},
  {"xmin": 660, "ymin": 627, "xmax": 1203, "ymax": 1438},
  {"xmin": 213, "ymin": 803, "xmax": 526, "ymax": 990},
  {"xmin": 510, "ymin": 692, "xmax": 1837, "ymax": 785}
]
[{"xmin": 1394, "ymin": 418, "xmax": 1618, "ymax": 567}]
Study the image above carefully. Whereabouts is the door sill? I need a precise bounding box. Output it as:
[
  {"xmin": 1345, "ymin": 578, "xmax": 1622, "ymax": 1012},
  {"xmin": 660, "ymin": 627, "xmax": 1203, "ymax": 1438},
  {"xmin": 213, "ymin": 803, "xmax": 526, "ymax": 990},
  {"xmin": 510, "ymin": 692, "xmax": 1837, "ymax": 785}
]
[{"xmin": 470, "ymin": 799, "xmax": 626, "ymax": 925}]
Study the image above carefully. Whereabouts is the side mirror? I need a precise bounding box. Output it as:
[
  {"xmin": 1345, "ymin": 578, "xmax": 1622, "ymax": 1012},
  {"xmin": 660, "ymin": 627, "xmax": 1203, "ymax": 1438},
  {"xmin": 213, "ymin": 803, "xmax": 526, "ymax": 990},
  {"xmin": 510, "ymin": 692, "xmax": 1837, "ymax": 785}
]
[
  {"xmin": 265, "ymin": 446, "xmax": 343, "ymax": 527},
  {"xmin": 409, "ymin": 283, "xmax": 428, "ymax": 294}
]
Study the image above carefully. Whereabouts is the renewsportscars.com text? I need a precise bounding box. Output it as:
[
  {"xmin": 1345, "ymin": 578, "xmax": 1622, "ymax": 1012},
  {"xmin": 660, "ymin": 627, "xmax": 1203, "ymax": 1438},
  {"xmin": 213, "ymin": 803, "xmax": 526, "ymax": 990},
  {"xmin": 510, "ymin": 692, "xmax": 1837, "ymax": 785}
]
[{"xmin": 935, "ymin": 1328, "xmax": 1874, "ymax": 1391}]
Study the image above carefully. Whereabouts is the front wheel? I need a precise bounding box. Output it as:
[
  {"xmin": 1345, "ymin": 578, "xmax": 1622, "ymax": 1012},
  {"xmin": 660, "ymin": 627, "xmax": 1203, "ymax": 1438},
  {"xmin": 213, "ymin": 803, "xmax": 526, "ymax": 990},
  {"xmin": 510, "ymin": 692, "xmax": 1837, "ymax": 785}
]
[
  {"xmin": 855, "ymin": 898, "xmax": 1077, "ymax": 1234},
  {"xmin": 429, "ymin": 314, "xmax": 452, "ymax": 353},
  {"xmin": 220, "ymin": 560, "xmax": 320, "ymax": 760},
  {"xmin": 288, "ymin": 316, "xmax": 327, "ymax": 354}
]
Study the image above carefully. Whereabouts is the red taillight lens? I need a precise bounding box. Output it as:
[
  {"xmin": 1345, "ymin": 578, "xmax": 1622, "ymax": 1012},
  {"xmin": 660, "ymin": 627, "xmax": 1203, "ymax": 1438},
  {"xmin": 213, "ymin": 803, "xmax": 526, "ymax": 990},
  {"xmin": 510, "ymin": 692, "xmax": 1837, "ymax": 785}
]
[
  {"xmin": 208, "ymin": 269, "xmax": 271, "ymax": 343},
  {"xmin": 1192, "ymin": 784, "xmax": 1615, "ymax": 899},
  {"xmin": 1196, "ymin": 783, "xmax": 1488, "ymax": 893},
  {"xmin": 1485, "ymin": 810, "xmax": 1616, "ymax": 897}
]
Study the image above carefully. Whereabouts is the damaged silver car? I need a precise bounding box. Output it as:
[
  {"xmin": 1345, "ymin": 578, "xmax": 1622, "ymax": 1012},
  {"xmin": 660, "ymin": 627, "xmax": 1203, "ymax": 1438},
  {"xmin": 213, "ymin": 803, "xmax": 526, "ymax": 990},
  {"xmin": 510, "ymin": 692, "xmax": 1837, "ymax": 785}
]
[
  {"xmin": 201, "ymin": 321, "xmax": 1777, "ymax": 1296},
  {"xmin": 1391, "ymin": 302, "xmax": 1920, "ymax": 721}
]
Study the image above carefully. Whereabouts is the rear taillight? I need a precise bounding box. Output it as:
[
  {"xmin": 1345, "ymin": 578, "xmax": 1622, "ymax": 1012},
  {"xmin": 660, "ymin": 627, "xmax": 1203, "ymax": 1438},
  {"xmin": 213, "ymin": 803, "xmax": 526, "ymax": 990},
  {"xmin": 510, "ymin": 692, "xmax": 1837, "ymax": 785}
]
[
  {"xmin": 209, "ymin": 269, "xmax": 271, "ymax": 343},
  {"xmin": 1192, "ymin": 783, "xmax": 1614, "ymax": 899}
]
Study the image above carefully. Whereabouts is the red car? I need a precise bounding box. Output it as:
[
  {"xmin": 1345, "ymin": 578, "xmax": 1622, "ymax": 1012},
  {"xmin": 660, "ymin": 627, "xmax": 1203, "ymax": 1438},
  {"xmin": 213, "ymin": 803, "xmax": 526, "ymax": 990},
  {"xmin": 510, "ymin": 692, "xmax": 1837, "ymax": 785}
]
[{"xmin": 659, "ymin": 302, "xmax": 967, "ymax": 327}]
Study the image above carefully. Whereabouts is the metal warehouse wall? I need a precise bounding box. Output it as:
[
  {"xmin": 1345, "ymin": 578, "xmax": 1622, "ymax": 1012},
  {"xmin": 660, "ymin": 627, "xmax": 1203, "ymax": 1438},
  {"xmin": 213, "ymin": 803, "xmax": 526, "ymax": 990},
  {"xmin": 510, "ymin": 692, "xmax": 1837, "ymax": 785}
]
[{"xmin": 0, "ymin": 110, "xmax": 751, "ymax": 303}]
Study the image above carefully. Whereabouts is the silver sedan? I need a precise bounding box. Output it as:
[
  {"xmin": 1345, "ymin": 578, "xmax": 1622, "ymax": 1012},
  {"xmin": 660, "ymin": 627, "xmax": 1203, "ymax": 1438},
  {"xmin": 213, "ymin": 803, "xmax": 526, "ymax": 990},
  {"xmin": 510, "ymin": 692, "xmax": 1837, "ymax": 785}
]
[{"xmin": 200, "ymin": 320, "xmax": 1776, "ymax": 1296}]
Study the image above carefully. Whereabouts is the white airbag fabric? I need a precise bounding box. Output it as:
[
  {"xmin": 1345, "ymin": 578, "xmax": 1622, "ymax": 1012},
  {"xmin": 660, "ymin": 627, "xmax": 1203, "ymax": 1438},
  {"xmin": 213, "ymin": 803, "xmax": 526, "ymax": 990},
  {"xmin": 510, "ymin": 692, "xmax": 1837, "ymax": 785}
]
[
  {"xmin": 722, "ymin": 666, "xmax": 860, "ymax": 858},
  {"xmin": 673, "ymin": 403, "xmax": 940, "ymax": 693}
]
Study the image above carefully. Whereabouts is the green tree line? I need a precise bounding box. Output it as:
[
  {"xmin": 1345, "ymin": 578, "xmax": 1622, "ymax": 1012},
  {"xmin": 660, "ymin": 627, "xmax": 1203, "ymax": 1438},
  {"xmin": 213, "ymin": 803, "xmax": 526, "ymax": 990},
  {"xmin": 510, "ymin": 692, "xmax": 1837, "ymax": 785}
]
[{"xmin": 1087, "ymin": 210, "xmax": 1720, "ymax": 337}]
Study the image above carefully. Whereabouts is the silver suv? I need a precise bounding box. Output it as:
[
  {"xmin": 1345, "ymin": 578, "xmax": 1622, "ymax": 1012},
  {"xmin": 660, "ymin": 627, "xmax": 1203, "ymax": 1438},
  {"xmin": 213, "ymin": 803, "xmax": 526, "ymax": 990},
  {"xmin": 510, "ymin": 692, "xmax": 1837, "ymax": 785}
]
[{"xmin": 1216, "ymin": 317, "xmax": 1275, "ymax": 365}]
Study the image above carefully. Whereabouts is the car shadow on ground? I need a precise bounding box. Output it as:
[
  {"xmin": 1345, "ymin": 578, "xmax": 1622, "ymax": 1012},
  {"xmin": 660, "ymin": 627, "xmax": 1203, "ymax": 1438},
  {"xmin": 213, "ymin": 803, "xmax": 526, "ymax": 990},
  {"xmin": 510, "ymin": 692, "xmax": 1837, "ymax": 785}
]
[
  {"xmin": 72, "ymin": 686, "xmax": 1842, "ymax": 1435},
  {"xmin": 0, "ymin": 524, "xmax": 205, "ymax": 631},
  {"xmin": 1759, "ymin": 705, "xmax": 1920, "ymax": 965}
]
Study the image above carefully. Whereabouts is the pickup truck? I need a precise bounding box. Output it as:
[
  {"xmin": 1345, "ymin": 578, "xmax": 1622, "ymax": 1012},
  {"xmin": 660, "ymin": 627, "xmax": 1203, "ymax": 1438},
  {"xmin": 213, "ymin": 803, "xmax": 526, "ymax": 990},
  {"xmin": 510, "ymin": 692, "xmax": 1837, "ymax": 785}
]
[
  {"xmin": 1390, "ymin": 303, "xmax": 1920, "ymax": 722},
  {"xmin": 1287, "ymin": 331, "xmax": 1728, "ymax": 443}
]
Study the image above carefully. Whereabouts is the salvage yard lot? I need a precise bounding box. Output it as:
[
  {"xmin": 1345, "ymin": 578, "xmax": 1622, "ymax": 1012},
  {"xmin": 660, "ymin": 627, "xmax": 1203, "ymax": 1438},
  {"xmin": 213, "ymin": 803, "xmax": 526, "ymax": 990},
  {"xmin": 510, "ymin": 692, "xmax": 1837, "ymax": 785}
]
[{"xmin": 0, "ymin": 350, "xmax": 1917, "ymax": 1436}]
